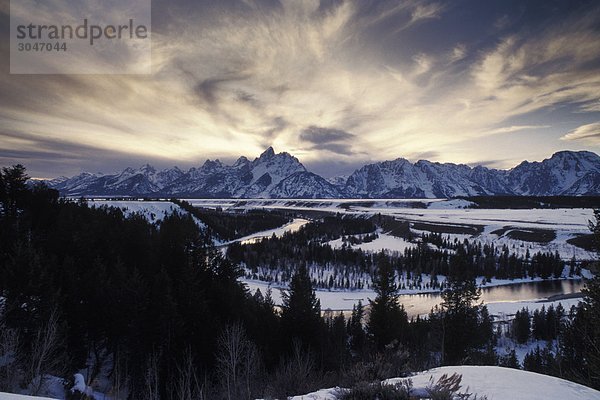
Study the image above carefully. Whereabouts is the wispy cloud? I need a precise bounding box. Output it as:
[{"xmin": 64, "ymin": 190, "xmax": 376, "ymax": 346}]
[
  {"xmin": 449, "ymin": 43, "xmax": 467, "ymax": 63},
  {"xmin": 561, "ymin": 122, "xmax": 600, "ymax": 144},
  {"xmin": 486, "ymin": 125, "xmax": 550, "ymax": 135},
  {"xmin": 410, "ymin": 2, "xmax": 444, "ymax": 23}
]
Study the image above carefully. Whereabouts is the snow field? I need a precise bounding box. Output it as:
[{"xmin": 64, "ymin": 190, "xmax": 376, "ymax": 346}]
[{"xmin": 289, "ymin": 366, "xmax": 600, "ymax": 399}]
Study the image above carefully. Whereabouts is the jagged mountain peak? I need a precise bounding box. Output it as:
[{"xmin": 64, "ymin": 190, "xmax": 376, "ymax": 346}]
[
  {"xmin": 507, "ymin": 150, "xmax": 600, "ymax": 196},
  {"xmin": 45, "ymin": 149, "xmax": 600, "ymax": 198},
  {"xmin": 139, "ymin": 164, "xmax": 156, "ymax": 174},
  {"xmin": 163, "ymin": 166, "xmax": 182, "ymax": 173},
  {"xmin": 201, "ymin": 159, "xmax": 224, "ymax": 170},
  {"xmin": 258, "ymin": 146, "xmax": 276, "ymax": 159},
  {"xmin": 233, "ymin": 156, "xmax": 250, "ymax": 168},
  {"xmin": 121, "ymin": 167, "xmax": 136, "ymax": 174},
  {"xmin": 550, "ymin": 149, "xmax": 599, "ymax": 159},
  {"xmin": 253, "ymin": 147, "xmax": 304, "ymax": 168}
]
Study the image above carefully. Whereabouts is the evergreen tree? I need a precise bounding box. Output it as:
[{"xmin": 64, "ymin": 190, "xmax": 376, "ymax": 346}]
[
  {"xmin": 0, "ymin": 164, "xmax": 29, "ymax": 219},
  {"xmin": 367, "ymin": 255, "xmax": 408, "ymax": 350},
  {"xmin": 280, "ymin": 265, "xmax": 323, "ymax": 354},
  {"xmin": 348, "ymin": 301, "xmax": 366, "ymax": 358},
  {"xmin": 441, "ymin": 246, "xmax": 482, "ymax": 364},
  {"xmin": 512, "ymin": 308, "xmax": 531, "ymax": 344},
  {"xmin": 499, "ymin": 349, "xmax": 520, "ymax": 369},
  {"xmin": 559, "ymin": 209, "xmax": 600, "ymax": 389}
]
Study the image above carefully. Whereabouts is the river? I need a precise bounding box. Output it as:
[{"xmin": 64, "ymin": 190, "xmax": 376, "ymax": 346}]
[
  {"xmin": 398, "ymin": 279, "xmax": 585, "ymax": 317},
  {"xmin": 244, "ymin": 278, "xmax": 587, "ymax": 317}
]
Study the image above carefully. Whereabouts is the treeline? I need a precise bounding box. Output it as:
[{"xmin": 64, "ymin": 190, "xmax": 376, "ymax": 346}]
[
  {"xmin": 228, "ymin": 217, "xmax": 571, "ymax": 291},
  {"xmin": 0, "ymin": 166, "xmax": 278, "ymax": 397},
  {"xmin": 499, "ymin": 285, "xmax": 600, "ymax": 389},
  {"xmin": 172, "ymin": 199, "xmax": 291, "ymax": 241},
  {"xmin": 509, "ymin": 305, "xmax": 565, "ymax": 344},
  {"xmin": 462, "ymin": 195, "xmax": 600, "ymax": 209}
]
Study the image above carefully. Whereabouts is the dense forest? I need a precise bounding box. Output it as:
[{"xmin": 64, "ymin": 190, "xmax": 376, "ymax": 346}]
[
  {"xmin": 227, "ymin": 214, "xmax": 574, "ymax": 291},
  {"xmin": 1, "ymin": 165, "xmax": 600, "ymax": 399},
  {"xmin": 172, "ymin": 199, "xmax": 291, "ymax": 242}
]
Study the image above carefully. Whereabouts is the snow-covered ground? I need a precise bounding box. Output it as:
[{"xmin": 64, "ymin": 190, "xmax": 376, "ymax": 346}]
[
  {"xmin": 485, "ymin": 297, "xmax": 582, "ymax": 318},
  {"xmin": 0, "ymin": 394, "xmax": 58, "ymax": 400},
  {"xmin": 355, "ymin": 207, "xmax": 595, "ymax": 260},
  {"xmin": 88, "ymin": 200, "xmax": 186, "ymax": 222},
  {"xmin": 427, "ymin": 199, "xmax": 476, "ymax": 209},
  {"xmin": 223, "ymin": 218, "xmax": 309, "ymax": 245},
  {"xmin": 327, "ymin": 232, "xmax": 416, "ymax": 253},
  {"xmin": 185, "ymin": 198, "xmax": 441, "ymax": 211},
  {"xmin": 291, "ymin": 366, "xmax": 600, "ymax": 399},
  {"xmin": 391, "ymin": 366, "xmax": 600, "ymax": 400},
  {"xmin": 184, "ymin": 199, "xmax": 597, "ymax": 260},
  {"xmin": 87, "ymin": 200, "xmax": 207, "ymax": 230}
]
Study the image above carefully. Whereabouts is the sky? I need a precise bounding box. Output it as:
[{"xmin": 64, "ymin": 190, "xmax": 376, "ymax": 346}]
[{"xmin": 0, "ymin": 0, "xmax": 599, "ymax": 179}]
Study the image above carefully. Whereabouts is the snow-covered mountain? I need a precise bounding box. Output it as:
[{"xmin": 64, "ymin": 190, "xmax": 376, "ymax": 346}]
[
  {"xmin": 46, "ymin": 149, "xmax": 600, "ymax": 198},
  {"xmin": 343, "ymin": 151, "xmax": 600, "ymax": 198},
  {"xmin": 48, "ymin": 147, "xmax": 342, "ymax": 198},
  {"xmin": 343, "ymin": 158, "xmax": 512, "ymax": 198},
  {"xmin": 506, "ymin": 151, "xmax": 600, "ymax": 196}
]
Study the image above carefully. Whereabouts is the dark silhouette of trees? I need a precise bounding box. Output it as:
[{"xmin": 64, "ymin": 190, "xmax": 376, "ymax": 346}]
[
  {"xmin": 440, "ymin": 246, "xmax": 483, "ymax": 364},
  {"xmin": 367, "ymin": 254, "xmax": 408, "ymax": 351},
  {"xmin": 559, "ymin": 209, "xmax": 600, "ymax": 389},
  {"xmin": 511, "ymin": 308, "xmax": 531, "ymax": 344},
  {"xmin": 280, "ymin": 265, "xmax": 323, "ymax": 355}
]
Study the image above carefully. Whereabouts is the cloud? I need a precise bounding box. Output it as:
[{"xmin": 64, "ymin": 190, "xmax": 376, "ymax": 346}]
[
  {"xmin": 299, "ymin": 126, "xmax": 353, "ymax": 143},
  {"xmin": 468, "ymin": 159, "xmax": 507, "ymax": 169},
  {"xmin": 410, "ymin": 2, "xmax": 444, "ymax": 22},
  {"xmin": 493, "ymin": 14, "xmax": 511, "ymax": 30},
  {"xmin": 560, "ymin": 122, "xmax": 600, "ymax": 143},
  {"xmin": 408, "ymin": 151, "xmax": 440, "ymax": 161},
  {"xmin": 486, "ymin": 125, "xmax": 550, "ymax": 135},
  {"xmin": 299, "ymin": 126, "xmax": 356, "ymax": 155},
  {"xmin": 449, "ymin": 44, "xmax": 467, "ymax": 63},
  {"xmin": 412, "ymin": 53, "xmax": 433, "ymax": 75},
  {"xmin": 1, "ymin": 0, "xmax": 599, "ymax": 178},
  {"xmin": 471, "ymin": 8, "xmax": 600, "ymax": 118}
]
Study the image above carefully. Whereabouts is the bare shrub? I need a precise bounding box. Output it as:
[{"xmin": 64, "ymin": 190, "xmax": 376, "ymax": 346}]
[
  {"xmin": 0, "ymin": 327, "xmax": 20, "ymax": 392},
  {"xmin": 174, "ymin": 347, "xmax": 204, "ymax": 400},
  {"xmin": 340, "ymin": 380, "xmax": 412, "ymax": 400},
  {"xmin": 24, "ymin": 309, "xmax": 66, "ymax": 395},
  {"xmin": 426, "ymin": 373, "xmax": 488, "ymax": 400},
  {"xmin": 268, "ymin": 340, "xmax": 317, "ymax": 399}
]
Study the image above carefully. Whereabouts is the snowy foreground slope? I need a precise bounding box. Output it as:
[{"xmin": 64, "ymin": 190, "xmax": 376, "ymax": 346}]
[
  {"xmin": 290, "ymin": 366, "xmax": 600, "ymax": 400},
  {"xmin": 0, "ymin": 394, "xmax": 57, "ymax": 400}
]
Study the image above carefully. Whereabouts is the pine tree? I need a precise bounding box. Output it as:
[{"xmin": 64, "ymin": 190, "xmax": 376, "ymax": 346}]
[
  {"xmin": 511, "ymin": 308, "xmax": 531, "ymax": 344},
  {"xmin": 499, "ymin": 349, "xmax": 520, "ymax": 369},
  {"xmin": 348, "ymin": 301, "xmax": 366, "ymax": 357},
  {"xmin": 0, "ymin": 164, "xmax": 29, "ymax": 219},
  {"xmin": 441, "ymin": 246, "xmax": 481, "ymax": 364},
  {"xmin": 280, "ymin": 265, "xmax": 323, "ymax": 353},
  {"xmin": 367, "ymin": 255, "xmax": 408, "ymax": 350},
  {"xmin": 559, "ymin": 209, "xmax": 600, "ymax": 389}
]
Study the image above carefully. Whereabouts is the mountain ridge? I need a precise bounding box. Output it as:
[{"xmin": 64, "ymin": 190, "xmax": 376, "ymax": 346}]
[{"xmin": 46, "ymin": 148, "xmax": 600, "ymax": 198}]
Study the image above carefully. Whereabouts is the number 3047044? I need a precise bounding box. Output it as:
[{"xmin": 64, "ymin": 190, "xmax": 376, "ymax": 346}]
[{"xmin": 17, "ymin": 42, "xmax": 67, "ymax": 51}]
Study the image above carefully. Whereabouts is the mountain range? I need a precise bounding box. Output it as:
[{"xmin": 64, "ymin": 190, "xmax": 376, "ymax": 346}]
[{"xmin": 46, "ymin": 148, "xmax": 600, "ymax": 198}]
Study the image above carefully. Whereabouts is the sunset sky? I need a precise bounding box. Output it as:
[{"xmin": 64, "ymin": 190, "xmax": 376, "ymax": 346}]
[{"xmin": 1, "ymin": 0, "xmax": 599, "ymax": 178}]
